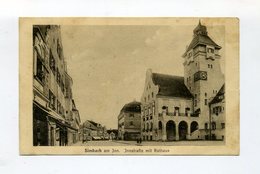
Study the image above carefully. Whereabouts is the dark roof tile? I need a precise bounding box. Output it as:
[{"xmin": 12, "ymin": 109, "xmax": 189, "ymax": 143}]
[
  {"xmin": 152, "ymin": 73, "xmax": 193, "ymax": 99},
  {"xmin": 121, "ymin": 101, "xmax": 141, "ymax": 113}
]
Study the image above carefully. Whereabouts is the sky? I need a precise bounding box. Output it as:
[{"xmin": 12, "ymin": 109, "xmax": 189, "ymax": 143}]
[{"xmin": 60, "ymin": 23, "xmax": 225, "ymax": 129}]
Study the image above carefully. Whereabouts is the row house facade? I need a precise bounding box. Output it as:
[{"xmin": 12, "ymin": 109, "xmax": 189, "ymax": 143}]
[
  {"xmin": 140, "ymin": 21, "xmax": 225, "ymax": 141},
  {"xmin": 118, "ymin": 101, "xmax": 141, "ymax": 140},
  {"xmin": 33, "ymin": 25, "xmax": 81, "ymax": 146},
  {"xmin": 80, "ymin": 120, "xmax": 109, "ymax": 141}
]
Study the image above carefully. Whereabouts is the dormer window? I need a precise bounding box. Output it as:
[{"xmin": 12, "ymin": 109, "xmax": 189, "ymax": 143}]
[
  {"xmin": 188, "ymin": 52, "xmax": 192, "ymax": 58},
  {"xmin": 174, "ymin": 107, "xmax": 179, "ymax": 115},
  {"xmin": 207, "ymin": 48, "xmax": 214, "ymax": 53},
  {"xmin": 162, "ymin": 106, "xmax": 168, "ymax": 114}
]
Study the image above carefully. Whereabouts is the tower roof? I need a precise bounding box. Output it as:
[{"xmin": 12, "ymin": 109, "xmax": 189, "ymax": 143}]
[
  {"xmin": 184, "ymin": 21, "xmax": 221, "ymax": 54},
  {"xmin": 152, "ymin": 73, "xmax": 193, "ymax": 99}
]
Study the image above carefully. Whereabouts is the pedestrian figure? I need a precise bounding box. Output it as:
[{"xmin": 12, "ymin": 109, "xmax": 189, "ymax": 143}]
[
  {"xmin": 140, "ymin": 137, "xmax": 142, "ymax": 144},
  {"xmin": 137, "ymin": 138, "xmax": 139, "ymax": 144}
]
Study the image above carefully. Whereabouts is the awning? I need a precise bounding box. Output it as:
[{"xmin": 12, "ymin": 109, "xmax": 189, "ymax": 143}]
[
  {"xmin": 48, "ymin": 109, "xmax": 65, "ymax": 122},
  {"xmin": 33, "ymin": 101, "xmax": 50, "ymax": 113}
]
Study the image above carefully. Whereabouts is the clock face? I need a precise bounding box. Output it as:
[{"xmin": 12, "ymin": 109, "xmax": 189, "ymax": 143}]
[
  {"xmin": 194, "ymin": 71, "xmax": 207, "ymax": 82},
  {"xmin": 200, "ymin": 71, "xmax": 207, "ymax": 80}
]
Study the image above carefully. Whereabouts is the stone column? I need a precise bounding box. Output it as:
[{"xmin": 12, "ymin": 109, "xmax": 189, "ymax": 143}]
[
  {"xmin": 162, "ymin": 121, "xmax": 167, "ymax": 141},
  {"xmin": 175, "ymin": 123, "xmax": 179, "ymax": 141},
  {"xmin": 186, "ymin": 123, "xmax": 191, "ymax": 140}
]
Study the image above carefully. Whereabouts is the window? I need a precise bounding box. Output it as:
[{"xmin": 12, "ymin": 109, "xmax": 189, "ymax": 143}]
[
  {"xmin": 208, "ymin": 64, "xmax": 210, "ymax": 68},
  {"xmin": 162, "ymin": 106, "xmax": 168, "ymax": 114},
  {"xmin": 49, "ymin": 90, "xmax": 56, "ymax": 110},
  {"xmin": 56, "ymin": 69, "xmax": 61, "ymax": 85},
  {"xmin": 129, "ymin": 113, "xmax": 134, "ymax": 118},
  {"xmin": 185, "ymin": 107, "xmax": 190, "ymax": 116},
  {"xmin": 151, "ymin": 92, "xmax": 154, "ymax": 98},
  {"xmin": 188, "ymin": 52, "xmax": 192, "ymax": 58},
  {"xmin": 211, "ymin": 64, "xmax": 213, "ymax": 68},
  {"xmin": 212, "ymin": 122, "xmax": 216, "ymax": 130},
  {"xmin": 130, "ymin": 121, "xmax": 134, "ymax": 126},
  {"xmin": 221, "ymin": 123, "xmax": 225, "ymax": 129},
  {"xmin": 49, "ymin": 50, "xmax": 55, "ymax": 74},
  {"xmin": 144, "ymin": 97, "xmax": 146, "ymax": 102},
  {"xmin": 36, "ymin": 54, "xmax": 44, "ymax": 83},
  {"xmin": 174, "ymin": 107, "xmax": 179, "ymax": 116},
  {"xmin": 207, "ymin": 48, "xmax": 214, "ymax": 53},
  {"xmin": 205, "ymin": 99, "xmax": 207, "ymax": 105},
  {"xmin": 205, "ymin": 123, "xmax": 208, "ymax": 130},
  {"xmin": 148, "ymin": 95, "xmax": 150, "ymax": 101}
]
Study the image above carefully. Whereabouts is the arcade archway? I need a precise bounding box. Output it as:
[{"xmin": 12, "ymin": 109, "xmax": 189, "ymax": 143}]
[
  {"xmin": 178, "ymin": 121, "xmax": 188, "ymax": 140},
  {"xmin": 166, "ymin": 121, "xmax": 176, "ymax": 141},
  {"xmin": 190, "ymin": 121, "xmax": 199, "ymax": 133}
]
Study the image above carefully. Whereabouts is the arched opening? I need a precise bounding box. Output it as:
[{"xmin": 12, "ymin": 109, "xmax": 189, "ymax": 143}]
[
  {"xmin": 190, "ymin": 121, "xmax": 199, "ymax": 133},
  {"xmin": 178, "ymin": 121, "xmax": 188, "ymax": 140},
  {"xmin": 166, "ymin": 121, "xmax": 176, "ymax": 141}
]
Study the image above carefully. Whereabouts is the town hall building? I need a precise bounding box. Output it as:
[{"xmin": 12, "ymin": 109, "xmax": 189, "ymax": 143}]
[{"xmin": 140, "ymin": 21, "xmax": 225, "ymax": 141}]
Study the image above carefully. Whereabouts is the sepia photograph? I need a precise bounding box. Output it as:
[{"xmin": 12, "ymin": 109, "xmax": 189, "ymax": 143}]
[{"xmin": 19, "ymin": 18, "xmax": 239, "ymax": 155}]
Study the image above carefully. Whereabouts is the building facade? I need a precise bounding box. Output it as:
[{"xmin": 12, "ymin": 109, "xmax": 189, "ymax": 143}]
[
  {"xmin": 118, "ymin": 101, "xmax": 141, "ymax": 140},
  {"xmin": 140, "ymin": 21, "xmax": 225, "ymax": 141},
  {"xmin": 81, "ymin": 120, "xmax": 109, "ymax": 141},
  {"xmin": 33, "ymin": 25, "xmax": 81, "ymax": 146},
  {"xmin": 209, "ymin": 84, "xmax": 225, "ymax": 140}
]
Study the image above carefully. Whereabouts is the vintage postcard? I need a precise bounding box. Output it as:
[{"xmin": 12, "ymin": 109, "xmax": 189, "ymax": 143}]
[{"xmin": 19, "ymin": 18, "xmax": 239, "ymax": 155}]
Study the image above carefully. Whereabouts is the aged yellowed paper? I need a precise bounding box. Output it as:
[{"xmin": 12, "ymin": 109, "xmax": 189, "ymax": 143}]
[{"xmin": 20, "ymin": 17, "xmax": 239, "ymax": 155}]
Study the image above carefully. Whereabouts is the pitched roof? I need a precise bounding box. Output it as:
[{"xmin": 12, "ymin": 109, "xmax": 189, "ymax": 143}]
[
  {"xmin": 121, "ymin": 101, "xmax": 141, "ymax": 113},
  {"xmin": 186, "ymin": 34, "xmax": 221, "ymax": 53},
  {"xmin": 152, "ymin": 73, "xmax": 193, "ymax": 99},
  {"xmin": 210, "ymin": 84, "xmax": 225, "ymax": 104},
  {"xmin": 184, "ymin": 22, "xmax": 221, "ymax": 54}
]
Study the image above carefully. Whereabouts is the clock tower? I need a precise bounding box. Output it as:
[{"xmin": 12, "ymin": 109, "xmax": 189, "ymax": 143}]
[{"xmin": 182, "ymin": 21, "xmax": 224, "ymax": 128}]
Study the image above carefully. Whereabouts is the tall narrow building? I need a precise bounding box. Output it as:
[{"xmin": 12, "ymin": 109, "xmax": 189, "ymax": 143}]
[{"xmin": 182, "ymin": 21, "xmax": 224, "ymax": 137}]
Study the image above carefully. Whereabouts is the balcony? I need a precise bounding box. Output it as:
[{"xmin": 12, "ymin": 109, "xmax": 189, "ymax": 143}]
[{"xmin": 159, "ymin": 112, "xmax": 191, "ymax": 117}]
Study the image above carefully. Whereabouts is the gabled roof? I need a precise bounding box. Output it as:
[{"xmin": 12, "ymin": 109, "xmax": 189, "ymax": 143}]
[
  {"xmin": 210, "ymin": 84, "xmax": 225, "ymax": 104},
  {"xmin": 152, "ymin": 73, "xmax": 193, "ymax": 99}
]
